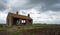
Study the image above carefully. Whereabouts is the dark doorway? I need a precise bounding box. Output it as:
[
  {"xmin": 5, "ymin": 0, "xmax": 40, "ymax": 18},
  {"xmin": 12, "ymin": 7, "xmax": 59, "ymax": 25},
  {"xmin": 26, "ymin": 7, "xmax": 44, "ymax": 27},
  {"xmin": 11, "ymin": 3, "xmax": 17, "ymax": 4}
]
[{"xmin": 13, "ymin": 18, "xmax": 19, "ymax": 25}]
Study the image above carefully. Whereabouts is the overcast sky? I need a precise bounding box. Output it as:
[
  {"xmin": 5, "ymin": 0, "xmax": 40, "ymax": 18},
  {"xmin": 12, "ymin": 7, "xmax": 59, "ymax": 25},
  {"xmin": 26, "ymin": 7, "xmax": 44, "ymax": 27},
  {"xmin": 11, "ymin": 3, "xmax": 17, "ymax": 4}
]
[{"xmin": 0, "ymin": 0, "xmax": 60, "ymax": 24}]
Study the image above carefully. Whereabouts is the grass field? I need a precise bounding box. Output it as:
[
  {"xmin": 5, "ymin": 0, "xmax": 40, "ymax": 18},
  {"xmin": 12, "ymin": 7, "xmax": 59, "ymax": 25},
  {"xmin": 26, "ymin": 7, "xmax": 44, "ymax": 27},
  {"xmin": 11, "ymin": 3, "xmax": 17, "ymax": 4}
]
[
  {"xmin": 0, "ymin": 24, "xmax": 60, "ymax": 28},
  {"xmin": 0, "ymin": 24, "xmax": 60, "ymax": 30},
  {"xmin": 32, "ymin": 24, "xmax": 60, "ymax": 27},
  {"xmin": 0, "ymin": 24, "xmax": 60, "ymax": 35}
]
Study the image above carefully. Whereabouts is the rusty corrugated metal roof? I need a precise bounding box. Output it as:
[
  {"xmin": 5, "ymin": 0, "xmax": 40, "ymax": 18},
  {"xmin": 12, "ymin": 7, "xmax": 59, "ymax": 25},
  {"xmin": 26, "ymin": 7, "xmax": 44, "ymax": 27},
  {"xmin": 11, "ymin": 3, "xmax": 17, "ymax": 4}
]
[{"xmin": 8, "ymin": 13, "xmax": 32, "ymax": 20}]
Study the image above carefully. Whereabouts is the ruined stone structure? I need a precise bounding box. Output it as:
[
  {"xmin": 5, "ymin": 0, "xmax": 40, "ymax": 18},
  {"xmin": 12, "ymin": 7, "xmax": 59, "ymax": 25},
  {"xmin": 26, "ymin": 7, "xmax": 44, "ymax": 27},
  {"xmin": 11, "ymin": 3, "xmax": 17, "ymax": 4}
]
[{"xmin": 6, "ymin": 12, "xmax": 32, "ymax": 26}]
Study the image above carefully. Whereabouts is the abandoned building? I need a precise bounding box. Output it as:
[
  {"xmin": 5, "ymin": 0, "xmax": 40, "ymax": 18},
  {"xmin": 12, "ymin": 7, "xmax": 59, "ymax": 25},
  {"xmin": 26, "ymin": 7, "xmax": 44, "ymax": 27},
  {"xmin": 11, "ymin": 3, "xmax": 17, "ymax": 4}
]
[{"xmin": 6, "ymin": 12, "xmax": 32, "ymax": 26}]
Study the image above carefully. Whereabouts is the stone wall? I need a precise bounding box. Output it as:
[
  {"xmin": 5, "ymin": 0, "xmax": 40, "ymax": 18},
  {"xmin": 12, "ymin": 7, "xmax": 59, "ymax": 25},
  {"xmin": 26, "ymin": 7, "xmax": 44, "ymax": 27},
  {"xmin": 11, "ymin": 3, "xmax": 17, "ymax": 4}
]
[
  {"xmin": 26, "ymin": 20, "xmax": 32, "ymax": 26},
  {"xmin": 7, "ymin": 16, "xmax": 32, "ymax": 26},
  {"xmin": 7, "ymin": 16, "xmax": 13, "ymax": 27}
]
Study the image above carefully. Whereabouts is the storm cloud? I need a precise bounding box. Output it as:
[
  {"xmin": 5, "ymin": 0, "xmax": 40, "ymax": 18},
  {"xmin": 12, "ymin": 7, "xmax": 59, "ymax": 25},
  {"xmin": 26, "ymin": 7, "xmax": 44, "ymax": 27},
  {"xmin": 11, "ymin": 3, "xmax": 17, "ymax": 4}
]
[
  {"xmin": 0, "ymin": 0, "xmax": 60, "ymax": 24},
  {"xmin": 0, "ymin": 0, "xmax": 7, "ymax": 11},
  {"xmin": 31, "ymin": 0, "xmax": 60, "ymax": 11},
  {"xmin": 0, "ymin": 0, "xmax": 60, "ymax": 12}
]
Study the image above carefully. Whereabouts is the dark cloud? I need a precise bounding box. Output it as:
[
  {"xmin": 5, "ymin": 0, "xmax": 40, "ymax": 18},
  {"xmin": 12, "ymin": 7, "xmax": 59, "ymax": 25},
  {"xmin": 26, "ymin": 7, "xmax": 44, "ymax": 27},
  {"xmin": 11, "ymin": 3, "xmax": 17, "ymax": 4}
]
[
  {"xmin": 0, "ymin": 0, "xmax": 60, "ymax": 12},
  {"xmin": 0, "ymin": 0, "xmax": 60, "ymax": 24},
  {"xmin": 0, "ymin": 0, "xmax": 7, "ymax": 11},
  {"xmin": 29, "ymin": 0, "xmax": 60, "ymax": 12},
  {"xmin": 0, "ymin": 4, "xmax": 6, "ymax": 11}
]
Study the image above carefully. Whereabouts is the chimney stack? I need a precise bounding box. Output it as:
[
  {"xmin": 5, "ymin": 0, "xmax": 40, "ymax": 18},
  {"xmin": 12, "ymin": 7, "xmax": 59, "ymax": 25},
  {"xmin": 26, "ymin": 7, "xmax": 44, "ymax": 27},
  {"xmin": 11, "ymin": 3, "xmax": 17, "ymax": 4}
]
[
  {"xmin": 16, "ymin": 11, "xmax": 18, "ymax": 14},
  {"xmin": 28, "ymin": 14, "xmax": 30, "ymax": 17}
]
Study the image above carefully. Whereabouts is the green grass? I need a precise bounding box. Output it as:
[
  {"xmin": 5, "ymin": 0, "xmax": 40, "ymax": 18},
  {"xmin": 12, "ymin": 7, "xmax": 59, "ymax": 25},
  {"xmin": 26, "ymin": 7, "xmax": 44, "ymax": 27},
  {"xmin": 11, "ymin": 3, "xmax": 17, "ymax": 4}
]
[
  {"xmin": 0, "ymin": 24, "xmax": 8, "ymax": 30},
  {"xmin": 0, "ymin": 24, "xmax": 60, "ymax": 30},
  {"xmin": 0, "ymin": 24, "xmax": 60, "ymax": 35},
  {"xmin": 32, "ymin": 24, "xmax": 60, "ymax": 28}
]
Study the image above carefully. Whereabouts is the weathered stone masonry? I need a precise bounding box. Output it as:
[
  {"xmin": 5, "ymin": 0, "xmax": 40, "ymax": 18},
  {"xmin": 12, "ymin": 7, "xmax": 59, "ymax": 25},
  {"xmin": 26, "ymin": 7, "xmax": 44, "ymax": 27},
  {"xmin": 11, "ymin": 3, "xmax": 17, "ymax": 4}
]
[{"xmin": 6, "ymin": 12, "xmax": 33, "ymax": 27}]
